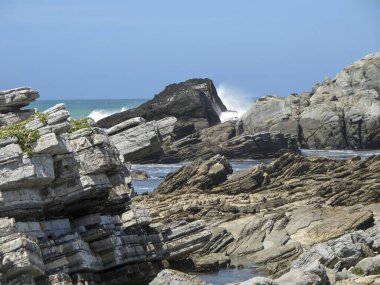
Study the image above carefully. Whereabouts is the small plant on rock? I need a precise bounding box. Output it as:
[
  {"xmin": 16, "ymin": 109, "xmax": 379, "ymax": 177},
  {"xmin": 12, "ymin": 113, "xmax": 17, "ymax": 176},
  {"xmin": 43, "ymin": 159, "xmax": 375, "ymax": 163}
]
[
  {"xmin": 0, "ymin": 112, "xmax": 47, "ymax": 155},
  {"xmin": 351, "ymin": 267, "xmax": 364, "ymax": 276},
  {"xmin": 68, "ymin": 118, "xmax": 90, "ymax": 133},
  {"xmin": 371, "ymin": 266, "xmax": 380, "ymax": 275}
]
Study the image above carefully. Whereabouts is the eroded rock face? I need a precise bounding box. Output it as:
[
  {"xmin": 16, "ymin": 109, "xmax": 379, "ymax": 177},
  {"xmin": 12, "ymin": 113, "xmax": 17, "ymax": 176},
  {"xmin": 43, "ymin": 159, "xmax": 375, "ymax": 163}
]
[
  {"xmin": 0, "ymin": 98, "xmax": 212, "ymax": 284},
  {"xmin": 239, "ymin": 53, "xmax": 380, "ymax": 149},
  {"xmin": 97, "ymin": 78, "xmax": 227, "ymax": 130},
  {"xmin": 134, "ymin": 153, "xmax": 380, "ymax": 278},
  {"xmin": 108, "ymin": 117, "xmax": 299, "ymax": 164},
  {"xmin": 0, "ymin": 87, "xmax": 39, "ymax": 126},
  {"xmin": 0, "ymin": 87, "xmax": 39, "ymax": 113},
  {"xmin": 160, "ymin": 121, "xmax": 299, "ymax": 163},
  {"xmin": 108, "ymin": 116, "xmax": 178, "ymax": 163}
]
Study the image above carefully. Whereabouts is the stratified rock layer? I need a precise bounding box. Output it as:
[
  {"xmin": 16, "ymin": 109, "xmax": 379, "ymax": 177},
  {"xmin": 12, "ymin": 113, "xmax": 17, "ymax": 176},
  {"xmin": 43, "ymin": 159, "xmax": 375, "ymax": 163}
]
[
  {"xmin": 108, "ymin": 118, "xmax": 299, "ymax": 163},
  {"xmin": 135, "ymin": 153, "xmax": 380, "ymax": 280},
  {"xmin": 0, "ymin": 97, "xmax": 212, "ymax": 285},
  {"xmin": 239, "ymin": 53, "xmax": 380, "ymax": 149},
  {"xmin": 0, "ymin": 87, "xmax": 39, "ymax": 126}
]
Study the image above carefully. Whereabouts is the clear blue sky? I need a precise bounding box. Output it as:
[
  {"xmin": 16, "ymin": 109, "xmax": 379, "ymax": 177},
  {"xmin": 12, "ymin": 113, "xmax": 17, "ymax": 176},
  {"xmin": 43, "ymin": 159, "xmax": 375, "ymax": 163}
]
[{"xmin": 0, "ymin": 1, "xmax": 379, "ymax": 100}]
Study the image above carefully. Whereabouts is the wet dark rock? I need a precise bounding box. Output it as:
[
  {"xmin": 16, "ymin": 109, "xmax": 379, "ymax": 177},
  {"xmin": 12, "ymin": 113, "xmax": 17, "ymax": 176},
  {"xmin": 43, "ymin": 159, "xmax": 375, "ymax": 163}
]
[{"xmin": 97, "ymin": 78, "xmax": 227, "ymax": 131}]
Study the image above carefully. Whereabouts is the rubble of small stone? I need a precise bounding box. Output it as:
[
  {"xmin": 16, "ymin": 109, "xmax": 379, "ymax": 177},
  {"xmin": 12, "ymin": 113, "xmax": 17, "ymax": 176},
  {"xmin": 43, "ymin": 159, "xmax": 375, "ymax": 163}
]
[
  {"xmin": 238, "ymin": 52, "xmax": 380, "ymax": 149},
  {"xmin": 136, "ymin": 152, "xmax": 380, "ymax": 284},
  {"xmin": 0, "ymin": 90, "xmax": 211, "ymax": 285}
]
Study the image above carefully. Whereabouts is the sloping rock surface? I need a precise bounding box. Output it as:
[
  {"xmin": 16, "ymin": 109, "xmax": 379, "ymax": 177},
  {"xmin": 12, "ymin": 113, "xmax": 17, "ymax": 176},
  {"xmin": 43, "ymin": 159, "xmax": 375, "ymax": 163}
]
[
  {"xmin": 239, "ymin": 52, "xmax": 380, "ymax": 149},
  {"xmin": 135, "ymin": 153, "xmax": 380, "ymax": 278}
]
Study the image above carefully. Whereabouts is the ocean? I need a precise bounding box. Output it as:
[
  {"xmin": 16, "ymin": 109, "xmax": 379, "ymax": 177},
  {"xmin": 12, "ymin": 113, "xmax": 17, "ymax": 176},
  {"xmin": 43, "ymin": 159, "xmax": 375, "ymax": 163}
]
[{"xmin": 28, "ymin": 99, "xmax": 148, "ymax": 122}]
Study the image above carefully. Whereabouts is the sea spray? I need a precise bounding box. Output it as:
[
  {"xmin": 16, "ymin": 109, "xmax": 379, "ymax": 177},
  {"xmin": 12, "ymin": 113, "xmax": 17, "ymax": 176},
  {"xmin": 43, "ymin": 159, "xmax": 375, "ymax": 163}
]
[
  {"xmin": 217, "ymin": 84, "xmax": 256, "ymax": 122},
  {"xmin": 88, "ymin": 106, "xmax": 128, "ymax": 122}
]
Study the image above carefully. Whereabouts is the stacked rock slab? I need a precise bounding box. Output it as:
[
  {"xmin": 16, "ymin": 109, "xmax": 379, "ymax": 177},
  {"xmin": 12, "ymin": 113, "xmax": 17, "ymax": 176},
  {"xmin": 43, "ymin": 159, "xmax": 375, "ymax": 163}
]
[
  {"xmin": 0, "ymin": 91, "xmax": 212, "ymax": 284},
  {"xmin": 108, "ymin": 118, "xmax": 299, "ymax": 164},
  {"xmin": 239, "ymin": 52, "xmax": 380, "ymax": 149},
  {"xmin": 107, "ymin": 116, "xmax": 178, "ymax": 163},
  {"xmin": 0, "ymin": 87, "xmax": 39, "ymax": 126}
]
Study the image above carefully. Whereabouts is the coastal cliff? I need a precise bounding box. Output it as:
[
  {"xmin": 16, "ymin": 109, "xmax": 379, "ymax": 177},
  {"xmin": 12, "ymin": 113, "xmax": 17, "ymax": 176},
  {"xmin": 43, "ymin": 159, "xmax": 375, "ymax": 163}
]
[{"xmin": 0, "ymin": 89, "xmax": 211, "ymax": 284}]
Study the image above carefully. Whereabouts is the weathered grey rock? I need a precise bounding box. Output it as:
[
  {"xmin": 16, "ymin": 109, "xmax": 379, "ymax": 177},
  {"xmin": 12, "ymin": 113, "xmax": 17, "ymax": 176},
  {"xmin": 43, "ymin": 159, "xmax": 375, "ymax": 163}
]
[
  {"xmin": 149, "ymin": 269, "xmax": 210, "ymax": 285},
  {"xmin": 155, "ymin": 154, "xmax": 233, "ymax": 194},
  {"xmin": 239, "ymin": 53, "xmax": 380, "ymax": 149},
  {"xmin": 135, "ymin": 153, "xmax": 380, "ymax": 280},
  {"xmin": 0, "ymin": 144, "xmax": 55, "ymax": 190},
  {"xmin": 336, "ymin": 274, "xmax": 380, "ymax": 285},
  {"xmin": 121, "ymin": 207, "xmax": 152, "ymax": 228},
  {"xmin": 32, "ymin": 133, "xmax": 68, "ymax": 154},
  {"xmin": 109, "ymin": 117, "xmax": 177, "ymax": 163},
  {"xmin": 0, "ymin": 87, "xmax": 39, "ymax": 113},
  {"xmin": 97, "ymin": 78, "xmax": 226, "ymax": 131},
  {"xmin": 0, "ymin": 109, "xmax": 36, "ymax": 126},
  {"xmin": 0, "ymin": 95, "xmax": 213, "ymax": 284},
  {"xmin": 275, "ymin": 267, "xmax": 325, "ymax": 285},
  {"xmin": 236, "ymin": 276, "xmax": 278, "ymax": 285},
  {"xmin": 191, "ymin": 253, "xmax": 230, "ymax": 272},
  {"xmin": 354, "ymin": 255, "xmax": 380, "ymax": 275},
  {"xmin": 105, "ymin": 116, "xmax": 145, "ymax": 135},
  {"xmin": 160, "ymin": 122, "xmax": 298, "ymax": 163},
  {"xmin": 131, "ymin": 169, "xmax": 150, "ymax": 180}
]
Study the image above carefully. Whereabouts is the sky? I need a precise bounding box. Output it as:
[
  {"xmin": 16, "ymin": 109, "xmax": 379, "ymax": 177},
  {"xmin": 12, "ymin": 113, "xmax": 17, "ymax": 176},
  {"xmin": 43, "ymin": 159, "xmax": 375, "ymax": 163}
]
[{"xmin": 0, "ymin": 0, "xmax": 379, "ymax": 100}]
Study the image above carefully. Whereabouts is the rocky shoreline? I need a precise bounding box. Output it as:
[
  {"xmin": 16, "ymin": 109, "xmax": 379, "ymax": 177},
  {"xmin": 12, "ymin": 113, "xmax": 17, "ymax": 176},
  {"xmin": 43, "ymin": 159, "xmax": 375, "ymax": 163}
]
[{"xmin": 0, "ymin": 52, "xmax": 379, "ymax": 284}]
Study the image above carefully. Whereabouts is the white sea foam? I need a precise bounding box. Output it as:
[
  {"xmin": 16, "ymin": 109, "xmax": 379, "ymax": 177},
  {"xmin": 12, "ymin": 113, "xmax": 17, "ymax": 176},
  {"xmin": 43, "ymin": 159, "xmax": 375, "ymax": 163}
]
[
  {"xmin": 217, "ymin": 84, "xmax": 254, "ymax": 122},
  {"xmin": 88, "ymin": 106, "xmax": 128, "ymax": 122}
]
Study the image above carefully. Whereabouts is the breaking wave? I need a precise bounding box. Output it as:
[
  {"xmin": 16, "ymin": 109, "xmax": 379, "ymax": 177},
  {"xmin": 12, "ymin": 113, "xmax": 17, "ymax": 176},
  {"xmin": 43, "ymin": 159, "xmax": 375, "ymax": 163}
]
[
  {"xmin": 88, "ymin": 106, "xmax": 128, "ymax": 122},
  {"xmin": 217, "ymin": 84, "xmax": 254, "ymax": 122}
]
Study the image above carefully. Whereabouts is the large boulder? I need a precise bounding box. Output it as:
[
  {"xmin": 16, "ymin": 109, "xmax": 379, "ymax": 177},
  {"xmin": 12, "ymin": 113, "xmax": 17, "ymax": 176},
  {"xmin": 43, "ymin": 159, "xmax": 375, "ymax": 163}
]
[
  {"xmin": 97, "ymin": 78, "xmax": 227, "ymax": 130},
  {"xmin": 239, "ymin": 53, "xmax": 380, "ymax": 149}
]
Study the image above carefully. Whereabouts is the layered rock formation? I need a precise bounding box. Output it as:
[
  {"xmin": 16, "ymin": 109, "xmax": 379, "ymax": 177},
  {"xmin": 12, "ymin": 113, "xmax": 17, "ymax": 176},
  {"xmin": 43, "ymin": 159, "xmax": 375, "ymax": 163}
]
[
  {"xmin": 0, "ymin": 91, "xmax": 212, "ymax": 284},
  {"xmin": 0, "ymin": 87, "xmax": 39, "ymax": 126},
  {"xmin": 97, "ymin": 78, "xmax": 227, "ymax": 131},
  {"xmin": 107, "ymin": 118, "xmax": 298, "ymax": 163},
  {"xmin": 135, "ymin": 152, "xmax": 380, "ymax": 283},
  {"xmin": 239, "ymin": 52, "xmax": 380, "ymax": 149}
]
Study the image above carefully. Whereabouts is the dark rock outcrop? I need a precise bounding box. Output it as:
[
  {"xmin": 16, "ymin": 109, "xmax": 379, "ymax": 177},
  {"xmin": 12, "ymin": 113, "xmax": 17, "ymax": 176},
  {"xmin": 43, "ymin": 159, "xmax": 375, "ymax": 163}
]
[
  {"xmin": 97, "ymin": 78, "xmax": 227, "ymax": 131},
  {"xmin": 239, "ymin": 52, "xmax": 380, "ymax": 149}
]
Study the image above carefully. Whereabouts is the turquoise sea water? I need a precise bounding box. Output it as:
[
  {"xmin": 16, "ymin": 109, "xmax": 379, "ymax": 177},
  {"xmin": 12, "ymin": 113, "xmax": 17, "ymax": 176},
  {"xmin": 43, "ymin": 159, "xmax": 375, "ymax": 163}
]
[{"xmin": 28, "ymin": 99, "xmax": 147, "ymax": 121}]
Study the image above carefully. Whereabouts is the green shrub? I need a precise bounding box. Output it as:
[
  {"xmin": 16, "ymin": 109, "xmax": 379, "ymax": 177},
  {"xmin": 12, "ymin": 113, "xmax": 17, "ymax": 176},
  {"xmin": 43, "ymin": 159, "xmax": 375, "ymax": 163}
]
[
  {"xmin": 371, "ymin": 266, "xmax": 380, "ymax": 275},
  {"xmin": 351, "ymin": 267, "xmax": 364, "ymax": 276},
  {"xmin": 68, "ymin": 118, "xmax": 90, "ymax": 133},
  {"xmin": 0, "ymin": 112, "xmax": 47, "ymax": 155}
]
